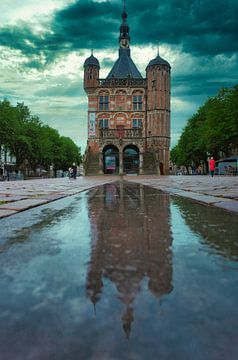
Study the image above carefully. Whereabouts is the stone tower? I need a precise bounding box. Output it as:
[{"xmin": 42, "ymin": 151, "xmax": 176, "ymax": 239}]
[
  {"xmin": 83, "ymin": 2, "xmax": 171, "ymax": 175},
  {"xmin": 84, "ymin": 50, "xmax": 100, "ymax": 90},
  {"xmin": 146, "ymin": 50, "xmax": 171, "ymax": 174}
]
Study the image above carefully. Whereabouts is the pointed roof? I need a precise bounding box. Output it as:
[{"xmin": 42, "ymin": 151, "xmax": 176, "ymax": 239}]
[
  {"xmin": 146, "ymin": 47, "xmax": 170, "ymax": 70},
  {"xmin": 106, "ymin": 1, "xmax": 142, "ymax": 79},
  {"xmin": 147, "ymin": 54, "xmax": 170, "ymax": 68},
  {"xmin": 84, "ymin": 54, "xmax": 100, "ymax": 68},
  {"xmin": 107, "ymin": 48, "xmax": 142, "ymax": 79}
]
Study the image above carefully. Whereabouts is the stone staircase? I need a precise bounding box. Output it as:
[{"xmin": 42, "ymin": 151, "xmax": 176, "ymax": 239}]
[
  {"xmin": 85, "ymin": 152, "xmax": 100, "ymax": 176},
  {"xmin": 143, "ymin": 151, "xmax": 159, "ymax": 175}
]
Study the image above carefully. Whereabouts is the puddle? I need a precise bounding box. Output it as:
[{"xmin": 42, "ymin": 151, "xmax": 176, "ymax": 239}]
[{"xmin": 0, "ymin": 181, "xmax": 237, "ymax": 360}]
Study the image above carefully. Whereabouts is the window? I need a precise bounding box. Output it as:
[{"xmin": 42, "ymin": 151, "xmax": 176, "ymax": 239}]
[
  {"xmin": 133, "ymin": 95, "xmax": 142, "ymax": 110},
  {"xmin": 99, "ymin": 96, "xmax": 109, "ymax": 110},
  {"xmin": 132, "ymin": 119, "xmax": 142, "ymax": 128},
  {"xmin": 99, "ymin": 119, "xmax": 109, "ymax": 128}
]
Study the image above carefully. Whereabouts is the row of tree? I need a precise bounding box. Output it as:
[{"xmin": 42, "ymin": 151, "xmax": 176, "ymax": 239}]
[
  {"xmin": 0, "ymin": 99, "xmax": 82, "ymax": 171},
  {"xmin": 171, "ymin": 85, "xmax": 238, "ymax": 169}
]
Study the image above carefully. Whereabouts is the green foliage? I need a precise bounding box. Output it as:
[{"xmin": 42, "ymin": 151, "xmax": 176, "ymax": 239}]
[
  {"xmin": 171, "ymin": 85, "xmax": 238, "ymax": 167},
  {"xmin": 0, "ymin": 99, "xmax": 82, "ymax": 171}
]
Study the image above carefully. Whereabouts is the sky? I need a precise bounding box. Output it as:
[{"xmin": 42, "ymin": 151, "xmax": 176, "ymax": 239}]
[{"xmin": 0, "ymin": 0, "xmax": 237, "ymax": 153}]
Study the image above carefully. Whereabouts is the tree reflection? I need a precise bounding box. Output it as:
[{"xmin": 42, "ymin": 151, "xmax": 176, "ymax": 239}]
[{"xmin": 172, "ymin": 197, "xmax": 238, "ymax": 260}]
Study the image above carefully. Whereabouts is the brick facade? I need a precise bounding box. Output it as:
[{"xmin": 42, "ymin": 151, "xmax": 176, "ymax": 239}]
[{"xmin": 83, "ymin": 7, "xmax": 171, "ymax": 175}]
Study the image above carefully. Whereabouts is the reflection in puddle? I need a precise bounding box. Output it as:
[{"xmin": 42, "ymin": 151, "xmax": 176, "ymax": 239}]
[
  {"xmin": 0, "ymin": 182, "xmax": 237, "ymax": 360},
  {"xmin": 86, "ymin": 182, "xmax": 172, "ymax": 338},
  {"xmin": 172, "ymin": 196, "xmax": 238, "ymax": 259}
]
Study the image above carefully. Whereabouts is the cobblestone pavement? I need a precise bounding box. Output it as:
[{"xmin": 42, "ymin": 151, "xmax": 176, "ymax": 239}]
[
  {"xmin": 0, "ymin": 175, "xmax": 237, "ymax": 218},
  {"xmin": 0, "ymin": 177, "xmax": 117, "ymax": 219},
  {"xmin": 125, "ymin": 175, "xmax": 238, "ymax": 214}
]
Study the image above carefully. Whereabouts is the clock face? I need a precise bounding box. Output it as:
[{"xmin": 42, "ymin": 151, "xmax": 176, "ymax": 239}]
[{"xmin": 120, "ymin": 38, "xmax": 129, "ymax": 48}]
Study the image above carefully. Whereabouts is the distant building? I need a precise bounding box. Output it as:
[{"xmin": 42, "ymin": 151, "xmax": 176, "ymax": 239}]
[
  {"xmin": 83, "ymin": 3, "xmax": 171, "ymax": 175},
  {"xmin": 0, "ymin": 145, "xmax": 16, "ymax": 179}
]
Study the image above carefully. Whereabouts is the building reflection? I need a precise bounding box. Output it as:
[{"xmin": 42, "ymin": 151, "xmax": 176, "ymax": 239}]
[{"xmin": 86, "ymin": 182, "xmax": 173, "ymax": 338}]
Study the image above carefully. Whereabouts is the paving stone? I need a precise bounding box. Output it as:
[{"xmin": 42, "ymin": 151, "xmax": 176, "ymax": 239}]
[
  {"xmin": 0, "ymin": 199, "xmax": 48, "ymax": 211},
  {"xmin": 37, "ymin": 194, "xmax": 66, "ymax": 201},
  {"xmin": 0, "ymin": 209, "xmax": 18, "ymax": 218},
  {"xmin": 214, "ymin": 201, "xmax": 238, "ymax": 213},
  {"xmin": 0, "ymin": 196, "xmax": 27, "ymax": 201}
]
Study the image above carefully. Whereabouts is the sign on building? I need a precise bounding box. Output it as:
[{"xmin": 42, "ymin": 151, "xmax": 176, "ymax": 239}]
[{"xmin": 89, "ymin": 112, "xmax": 96, "ymax": 136}]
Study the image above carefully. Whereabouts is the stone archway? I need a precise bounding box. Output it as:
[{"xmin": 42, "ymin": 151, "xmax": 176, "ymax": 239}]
[
  {"xmin": 123, "ymin": 145, "xmax": 139, "ymax": 174},
  {"xmin": 103, "ymin": 145, "xmax": 119, "ymax": 174}
]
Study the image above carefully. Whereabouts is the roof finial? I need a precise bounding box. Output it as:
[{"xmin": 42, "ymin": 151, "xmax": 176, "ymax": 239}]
[
  {"xmin": 156, "ymin": 40, "xmax": 160, "ymax": 56},
  {"xmin": 91, "ymin": 40, "xmax": 94, "ymax": 55},
  {"xmin": 122, "ymin": 0, "xmax": 127, "ymax": 21}
]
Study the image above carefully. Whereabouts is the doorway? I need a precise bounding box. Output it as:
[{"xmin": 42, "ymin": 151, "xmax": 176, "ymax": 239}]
[
  {"xmin": 123, "ymin": 145, "xmax": 139, "ymax": 174},
  {"xmin": 103, "ymin": 145, "xmax": 119, "ymax": 174}
]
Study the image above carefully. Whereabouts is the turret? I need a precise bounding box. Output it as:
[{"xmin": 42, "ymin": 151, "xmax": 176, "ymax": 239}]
[
  {"xmin": 84, "ymin": 53, "xmax": 100, "ymax": 90},
  {"xmin": 146, "ymin": 49, "xmax": 171, "ymax": 174},
  {"xmin": 146, "ymin": 50, "xmax": 171, "ymax": 113}
]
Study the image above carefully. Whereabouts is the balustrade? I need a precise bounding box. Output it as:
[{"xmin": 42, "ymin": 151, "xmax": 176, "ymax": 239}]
[
  {"xmin": 98, "ymin": 78, "xmax": 146, "ymax": 87},
  {"xmin": 100, "ymin": 128, "xmax": 142, "ymax": 139}
]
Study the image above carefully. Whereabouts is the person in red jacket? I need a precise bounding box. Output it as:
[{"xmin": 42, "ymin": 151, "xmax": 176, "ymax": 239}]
[{"xmin": 209, "ymin": 157, "xmax": 215, "ymax": 177}]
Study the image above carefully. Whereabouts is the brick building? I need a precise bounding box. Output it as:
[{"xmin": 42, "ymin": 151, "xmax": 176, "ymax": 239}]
[{"xmin": 83, "ymin": 4, "xmax": 171, "ymax": 175}]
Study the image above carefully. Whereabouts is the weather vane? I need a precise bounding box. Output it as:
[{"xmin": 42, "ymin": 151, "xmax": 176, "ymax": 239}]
[
  {"xmin": 91, "ymin": 40, "xmax": 94, "ymax": 55},
  {"xmin": 156, "ymin": 39, "xmax": 160, "ymax": 55}
]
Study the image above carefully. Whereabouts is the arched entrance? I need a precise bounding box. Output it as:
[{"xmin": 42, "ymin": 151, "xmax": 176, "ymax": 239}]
[
  {"xmin": 123, "ymin": 145, "xmax": 139, "ymax": 174},
  {"xmin": 103, "ymin": 145, "xmax": 119, "ymax": 174}
]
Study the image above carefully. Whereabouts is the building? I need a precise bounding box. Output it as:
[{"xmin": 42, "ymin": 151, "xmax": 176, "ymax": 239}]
[
  {"xmin": 83, "ymin": 3, "xmax": 171, "ymax": 175},
  {"xmin": 0, "ymin": 145, "xmax": 17, "ymax": 180}
]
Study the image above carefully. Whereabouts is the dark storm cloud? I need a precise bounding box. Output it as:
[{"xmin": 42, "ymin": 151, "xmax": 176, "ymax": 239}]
[
  {"xmin": 49, "ymin": 0, "xmax": 238, "ymax": 56},
  {"xmin": 52, "ymin": 0, "xmax": 119, "ymax": 49},
  {"xmin": 129, "ymin": 0, "xmax": 238, "ymax": 55},
  {"xmin": 0, "ymin": 0, "xmax": 237, "ymax": 69}
]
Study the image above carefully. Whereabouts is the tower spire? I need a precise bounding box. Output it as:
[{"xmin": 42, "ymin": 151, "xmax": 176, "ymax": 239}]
[
  {"xmin": 91, "ymin": 40, "xmax": 94, "ymax": 55},
  {"xmin": 119, "ymin": 0, "xmax": 130, "ymax": 48},
  {"xmin": 157, "ymin": 40, "xmax": 160, "ymax": 56}
]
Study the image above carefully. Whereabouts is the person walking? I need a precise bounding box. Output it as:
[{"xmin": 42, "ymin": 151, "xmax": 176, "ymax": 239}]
[
  {"xmin": 209, "ymin": 157, "xmax": 215, "ymax": 177},
  {"xmin": 72, "ymin": 163, "xmax": 77, "ymax": 179}
]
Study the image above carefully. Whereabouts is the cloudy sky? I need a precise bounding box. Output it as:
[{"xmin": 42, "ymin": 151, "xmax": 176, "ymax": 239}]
[{"xmin": 0, "ymin": 0, "xmax": 237, "ymax": 152}]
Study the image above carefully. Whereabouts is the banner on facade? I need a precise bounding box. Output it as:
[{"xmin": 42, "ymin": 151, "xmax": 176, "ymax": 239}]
[{"xmin": 89, "ymin": 112, "xmax": 96, "ymax": 136}]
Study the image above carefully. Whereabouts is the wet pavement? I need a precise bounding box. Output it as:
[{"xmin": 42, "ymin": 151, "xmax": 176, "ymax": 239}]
[
  {"xmin": 0, "ymin": 175, "xmax": 237, "ymax": 219},
  {"xmin": 0, "ymin": 182, "xmax": 237, "ymax": 360},
  {"xmin": 125, "ymin": 175, "xmax": 238, "ymax": 214}
]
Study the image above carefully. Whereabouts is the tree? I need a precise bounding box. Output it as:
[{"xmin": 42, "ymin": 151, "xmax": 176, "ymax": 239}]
[
  {"xmin": 171, "ymin": 85, "xmax": 238, "ymax": 168},
  {"xmin": 0, "ymin": 99, "xmax": 82, "ymax": 173}
]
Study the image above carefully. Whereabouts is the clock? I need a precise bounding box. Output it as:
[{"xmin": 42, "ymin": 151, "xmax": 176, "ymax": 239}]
[{"xmin": 120, "ymin": 38, "xmax": 129, "ymax": 48}]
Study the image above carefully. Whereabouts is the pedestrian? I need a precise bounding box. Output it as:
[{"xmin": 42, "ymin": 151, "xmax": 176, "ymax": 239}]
[
  {"xmin": 209, "ymin": 157, "xmax": 215, "ymax": 177},
  {"xmin": 72, "ymin": 163, "xmax": 77, "ymax": 179},
  {"xmin": 68, "ymin": 167, "xmax": 72, "ymax": 179}
]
